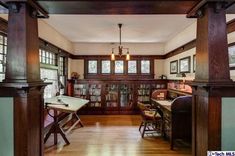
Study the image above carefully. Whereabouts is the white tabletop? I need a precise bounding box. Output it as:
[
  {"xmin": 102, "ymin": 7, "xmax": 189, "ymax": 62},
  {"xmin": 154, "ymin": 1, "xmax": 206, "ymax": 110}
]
[
  {"xmin": 45, "ymin": 95, "xmax": 89, "ymax": 113},
  {"xmin": 154, "ymin": 100, "xmax": 172, "ymax": 106}
]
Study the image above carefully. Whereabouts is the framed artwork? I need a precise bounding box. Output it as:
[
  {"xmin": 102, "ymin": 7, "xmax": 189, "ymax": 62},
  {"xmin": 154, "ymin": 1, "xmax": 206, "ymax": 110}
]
[
  {"xmin": 170, "ymin": 60, "xmax": 178, "ymax": 74},
  {"xmin": 228, "ymin": 45, "xmax": 235, "ymax": 70},
  {"xmin": 193, "ymin": 55, "xmax": 196, "ymax": 72},
  {"xmin": 179, "ymin": 56, "xmax": 191, "ymax": 73}
]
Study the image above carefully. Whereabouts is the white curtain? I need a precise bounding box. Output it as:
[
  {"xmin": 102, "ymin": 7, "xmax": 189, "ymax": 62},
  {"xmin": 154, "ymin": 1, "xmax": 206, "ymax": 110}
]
[{"xmin": 40, "ymin": 68, "xmax": 58, "ymax": 98}]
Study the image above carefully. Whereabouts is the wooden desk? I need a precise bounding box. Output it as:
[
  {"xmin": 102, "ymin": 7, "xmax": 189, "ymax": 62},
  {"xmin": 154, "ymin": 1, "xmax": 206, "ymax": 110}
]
[
  {"xmin": 44, "ymin": 95, "xmax": 89, "ymax": 145},
  {"xmin": 151, "ymin": 97, "xmax": 192, "ymax": 150}
]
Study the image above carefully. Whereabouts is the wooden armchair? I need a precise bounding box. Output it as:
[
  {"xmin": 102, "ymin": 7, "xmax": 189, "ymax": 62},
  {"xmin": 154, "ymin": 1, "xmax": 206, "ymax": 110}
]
[
  {"xmin": 138, "ymin": 102, "xmax": 162, "ymax": 138},
  {"xmin": 152, "ymin": 89, "xmax": 168, "ymax": 100}
]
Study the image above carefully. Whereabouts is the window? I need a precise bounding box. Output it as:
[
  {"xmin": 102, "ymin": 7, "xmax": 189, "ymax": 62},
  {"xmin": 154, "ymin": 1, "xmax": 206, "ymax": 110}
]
[
  {"xmin": 88, "ymin": 60, "xmax": 97, "ymax": 74},
  {"xmin": 85, "ymin": 58, "xmax": 154, "ymax": 79},
  {"xmin": 141, "ymin": 60, "xmax": 150, "ymax": 74},
  {"xmin": 128, "ymin": 60, "xmax": 137, "ymax": 74},
  {"xmin": 59, "ymin": 56, "xmax": 65, "ymax": 76},
  {"xmin": 101, "ymin": 60, "xmax": 111, "ymax": 74},
  {"xmin": 40, "ymin": 68, "xmax": 58, "ymax": 98},
  {"xmin": 39, "ymin": 49, "xmax": 56, "ymax": 65},
  {"xmin": 115, "ymin": 60, "xmax": 124, "ymax": 74},
  {"xmin": 0, "ymin": 34, "xmax": 7, "ymax": 82}
]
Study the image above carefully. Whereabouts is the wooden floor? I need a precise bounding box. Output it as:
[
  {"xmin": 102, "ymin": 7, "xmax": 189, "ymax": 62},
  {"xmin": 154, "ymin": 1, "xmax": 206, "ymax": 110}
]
[{"xmin": 44, "ymin": 115, "xmax": 191, "ymax": 156}]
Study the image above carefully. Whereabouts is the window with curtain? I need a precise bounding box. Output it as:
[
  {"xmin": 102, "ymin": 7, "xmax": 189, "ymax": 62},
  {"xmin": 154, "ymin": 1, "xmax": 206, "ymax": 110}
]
[{"xmin": 0, "ymin": 33, "xmax": 7, "ymax": 82}]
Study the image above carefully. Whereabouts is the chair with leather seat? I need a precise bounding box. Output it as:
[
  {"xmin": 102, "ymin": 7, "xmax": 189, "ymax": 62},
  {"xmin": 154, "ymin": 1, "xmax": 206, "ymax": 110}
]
[{"xmin": 138, "ymin": 102, "xmax": 162, "ymax": 138}]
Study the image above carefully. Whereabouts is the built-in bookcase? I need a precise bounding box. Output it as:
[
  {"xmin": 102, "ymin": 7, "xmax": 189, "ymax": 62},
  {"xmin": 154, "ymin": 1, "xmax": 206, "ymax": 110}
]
[{"xmin": 68, "ymin": 79, "xmax": 168, "ymax": 114}]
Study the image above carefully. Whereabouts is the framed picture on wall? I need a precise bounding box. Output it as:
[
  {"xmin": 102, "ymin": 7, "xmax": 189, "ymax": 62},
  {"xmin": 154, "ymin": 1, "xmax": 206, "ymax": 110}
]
[
  {"xmin": 193, "ymin": 55, "xmax": 196, "ymax": 72},
  {"xmin": 170, "ymin": 60, "xmax": 178, "ymax": 74},
  {"xmin": 179, "ymin": 56, "xmax": 191, "ymax": 73},
  {"xmin": 228, "ymin": 45, "xmax": 235, "ymax": 70}
]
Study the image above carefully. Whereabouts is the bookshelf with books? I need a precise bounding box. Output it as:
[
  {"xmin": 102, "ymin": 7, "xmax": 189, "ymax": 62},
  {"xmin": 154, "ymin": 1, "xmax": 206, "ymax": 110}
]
[
  {"xmin": 88, "ymin": 84, "xmax": 102, "ymax": 108},
  {"xmin": 67, "ymin": 79, "xmax": 168, "ymax": 114},
  {"xmin": 73, "ymin": 84, "xmax": 88, "ymax": 99}
]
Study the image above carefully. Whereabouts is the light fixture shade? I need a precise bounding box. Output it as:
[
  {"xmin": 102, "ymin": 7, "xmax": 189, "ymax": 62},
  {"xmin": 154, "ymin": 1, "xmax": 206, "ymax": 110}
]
[
  {"xmin": 111, "ymin": 52, "xmax": 115, "ymax": 60},
  {"xmin": 126, "ymin": 52, "xmax": 130, "ymax": 60}
]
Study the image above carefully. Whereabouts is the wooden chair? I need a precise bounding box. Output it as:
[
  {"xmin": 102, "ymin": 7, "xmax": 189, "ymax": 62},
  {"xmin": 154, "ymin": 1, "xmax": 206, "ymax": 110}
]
[
  {"xmin": 151, "ymin": 89, "xmax": 168, "ymax": 100},
  {"xmin": 138, "ymin": 102, "xmax": 162, "ymax": 138}
]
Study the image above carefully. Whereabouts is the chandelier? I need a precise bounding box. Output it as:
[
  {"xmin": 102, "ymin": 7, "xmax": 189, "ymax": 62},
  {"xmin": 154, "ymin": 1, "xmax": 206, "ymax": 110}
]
[{"xmin": 111, "ymin": 23, "xmax": 130, "ymax": 61}]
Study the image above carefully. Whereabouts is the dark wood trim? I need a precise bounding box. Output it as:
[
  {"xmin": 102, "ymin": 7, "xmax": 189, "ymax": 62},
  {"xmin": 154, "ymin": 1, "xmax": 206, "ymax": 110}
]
[
  {"xmin": 37, "ymin": 1, "xmax": 200, "ymax": 14},
  {"xmin": 0, "ymin": 17, "xmax": 7, "ymax": 34},
  {"xmin": 227, "ymin": 18, "xmax": 235, "ymax": 33},
  {"xmin": 164, "ymin": 40, "xmax": 196, "ymax": 59}
]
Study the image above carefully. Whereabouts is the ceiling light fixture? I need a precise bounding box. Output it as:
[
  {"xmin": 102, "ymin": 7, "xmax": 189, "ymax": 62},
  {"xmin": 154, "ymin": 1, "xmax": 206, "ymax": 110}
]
[{"xmin": 111, "ymin": 23, "xmax": 130, "ymax": 61}]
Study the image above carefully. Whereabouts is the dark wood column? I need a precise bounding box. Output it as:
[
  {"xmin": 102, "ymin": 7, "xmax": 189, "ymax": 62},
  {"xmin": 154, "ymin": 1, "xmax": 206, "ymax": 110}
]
[
  {"xmin": 188, "ymin": 2, "xmax": 235, "ymax": 156},
  {"xmin": 0, "ymin": 1, "xmax": 48, "ymax": 156}
]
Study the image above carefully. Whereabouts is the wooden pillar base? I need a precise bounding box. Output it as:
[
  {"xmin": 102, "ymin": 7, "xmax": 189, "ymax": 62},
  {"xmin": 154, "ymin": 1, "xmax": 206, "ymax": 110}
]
[{"xmin": 0, "ymin": 82, "xmax": 47, "ymax": 156}]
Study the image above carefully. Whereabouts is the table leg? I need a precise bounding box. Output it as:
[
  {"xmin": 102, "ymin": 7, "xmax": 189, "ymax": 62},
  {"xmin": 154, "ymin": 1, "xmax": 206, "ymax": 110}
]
[{"xmin": 54, "ymin": 109, "xmax": 58, "ymax": 145}]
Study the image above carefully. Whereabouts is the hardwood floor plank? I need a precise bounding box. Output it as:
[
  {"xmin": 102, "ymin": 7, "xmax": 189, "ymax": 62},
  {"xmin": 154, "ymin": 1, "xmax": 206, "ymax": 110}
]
[{"xmin": 45, "ymin": 115, "xmax": 191, "ymax": 156}]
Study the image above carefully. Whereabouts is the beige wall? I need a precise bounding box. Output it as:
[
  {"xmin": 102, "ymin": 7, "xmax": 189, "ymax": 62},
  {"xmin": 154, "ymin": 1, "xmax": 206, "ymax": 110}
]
[
  {"xmin": 154, "ymin": 59, "xmax": 164, "ymax": 79},
  {"xmin": 73, "ymin": 42, "xmax": 165, "ymax": 55},
  {"xmin": 69, "ymin": 59, "xmax": 84, "ymax": 79},
  {"xmin": 164, "ymin": 22, "xmax": 196, "ymax": 53},
  {"xmin": 38, "ymin": 20, "xmax": 73, "ymax": 53},
  {"xmin": 164, "ymin": 25, "xmax": 235, "ymax": 80},
  {"xmin": 163, "ymin": 48, "xmax": 195, "ymax": 80}
]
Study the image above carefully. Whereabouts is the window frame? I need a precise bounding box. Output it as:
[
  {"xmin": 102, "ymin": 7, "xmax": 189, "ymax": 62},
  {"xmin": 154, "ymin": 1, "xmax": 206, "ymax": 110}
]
[{"xmin": 84, "ymin": 57, "xmax": 154, "ymax": 79}]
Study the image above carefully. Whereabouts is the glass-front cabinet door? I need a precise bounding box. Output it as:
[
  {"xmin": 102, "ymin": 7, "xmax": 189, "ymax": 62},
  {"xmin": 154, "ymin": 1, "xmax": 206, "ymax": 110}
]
[
  {"xmin": 105, "ymin": 84, "xmax": 119, "ymax": 113},
  {"xmin": 119, "ymin": 84, "xmax": 134, "ymax": 109}
]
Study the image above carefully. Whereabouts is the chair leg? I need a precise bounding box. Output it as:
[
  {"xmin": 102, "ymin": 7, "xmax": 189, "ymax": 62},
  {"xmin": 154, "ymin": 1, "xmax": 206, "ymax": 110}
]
[
  {"xmin": 142, "ymin": 122, "xmax": 147, "ymax": 138},
  {"xmin": 139, "ymin": 121, "xmax": 143, "ymax": 131}
]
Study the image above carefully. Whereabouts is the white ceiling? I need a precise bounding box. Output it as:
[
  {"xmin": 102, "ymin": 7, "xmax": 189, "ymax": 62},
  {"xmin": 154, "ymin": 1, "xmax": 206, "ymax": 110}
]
[{"xmin": 43, "ymin": 15, "xmax": 197, "ymax": 43}]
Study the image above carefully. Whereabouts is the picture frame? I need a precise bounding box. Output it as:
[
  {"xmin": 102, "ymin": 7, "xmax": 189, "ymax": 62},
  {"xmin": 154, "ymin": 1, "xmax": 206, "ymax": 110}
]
[
  {"xmin": 170, "ymin": 60, "xmax": 178, "ymax": 74},
  {"xmin": 228, "ymin": 45, "xmax": 235, "ymax": 70},
  {"xmin": 193, "ymin": 55, "xmax": 196, "ymax": 72},
  {"xmin": 179, "ymin": 56, "xmax": 191, "ymax": 73}
]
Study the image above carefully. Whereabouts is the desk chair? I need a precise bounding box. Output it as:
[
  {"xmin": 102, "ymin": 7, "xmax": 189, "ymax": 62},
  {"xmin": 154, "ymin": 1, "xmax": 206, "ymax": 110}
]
[{"xmin": 138, "ymin": 102, "xmax": 162, "ymax": 138}]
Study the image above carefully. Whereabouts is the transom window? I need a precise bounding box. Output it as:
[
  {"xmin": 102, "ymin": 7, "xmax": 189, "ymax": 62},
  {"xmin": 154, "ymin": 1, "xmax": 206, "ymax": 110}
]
[
  {"xmin": 0, "ymin": 33, "xmax": 7, "ymax": 82},
  {"xmin": 128, "ymin": 60, "xmax": 137, "ymax": 74},
  {"xmin": 88, "ymin": 60, "xmax": 98, "ymax": 74},
  {"xmin": 39, "ymin": 49, "xmax": 56, "ymax": 65},
  {"xmin": 115, "ymin": 60, "xmax": 124, "ymax": 74},
  {"xmin": 101, "ymin": 60, "xmax": 111, "ymax": 74},
  {"xmin": 141, "ymin": 60, "xmax": 150, "ymax": 74},
  {"xmin": 59, "ymin": 56, "xmax": 65, "ymax": 76},
  {"xmin": 85, "ymin": 58, "xmax": 153, "ymax": 79}
]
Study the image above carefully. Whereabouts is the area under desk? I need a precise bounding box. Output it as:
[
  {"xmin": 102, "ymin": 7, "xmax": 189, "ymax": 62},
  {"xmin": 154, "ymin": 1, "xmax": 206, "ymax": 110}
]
[
  {"xmin": 151, "ymin": 97, "xmax": 192, "ymax": 150},
  {"xmin": 44, "ymin": 95, "xmax": 89, "ymax": 145}
]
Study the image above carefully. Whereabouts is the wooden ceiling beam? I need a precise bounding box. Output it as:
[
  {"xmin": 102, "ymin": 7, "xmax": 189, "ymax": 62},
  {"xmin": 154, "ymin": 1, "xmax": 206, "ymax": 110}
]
[{"xmin": 36, "ymin": 0, "xmax": 200, "ymax": 14}]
